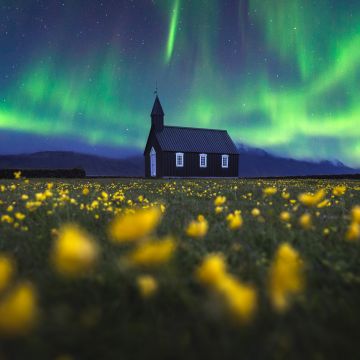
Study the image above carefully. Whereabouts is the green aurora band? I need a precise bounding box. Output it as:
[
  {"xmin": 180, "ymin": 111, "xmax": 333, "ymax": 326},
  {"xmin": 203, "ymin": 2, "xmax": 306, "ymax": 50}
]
[{"xmin": 1, "ymin": 0, "xmax": 360, "ymax": 166}]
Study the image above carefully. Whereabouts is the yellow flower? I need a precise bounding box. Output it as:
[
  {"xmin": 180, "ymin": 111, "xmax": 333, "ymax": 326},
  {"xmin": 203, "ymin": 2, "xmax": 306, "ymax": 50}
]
[
  {"xmin": 51, "ymin": 224, "xmax": 99, "ymax": 277},
  {"xmin": 263, "ymin": 187, "xmax": 277, "ymax": 196},
  {"xmin": 196, "ymin": 253, "xmax": 257, "ymax": 322},
  {"xmin": 195, "ymin": 254, "xmax": 227, "ymax": 286},
  {"xmin": 281, "ymin": 192, "xmax": 290, "ymax": 199},
  {"xmin": 21, "ymin": 194, "xmax": 29, "ymax": 201},
  {"xmin": 126, "ymin": 237, "xmax": 176, "ymax": 267},
  {"xmin": 214, "ymin": 196, "xmax": 226, "ymax": 206},
  {"xmin": 7, "ymin": 205, "xmax": 13, "ymax": 212},
  {"xmin": 15, "ymin": 212, "xmax": 25, "ymax": 221},
  {"xmin": 25, "ymin": 201, "xmax": 41, "ymax": 211},
  {"xmin": 299, "ymin": 213, "xmax": 312, "ymax": 230},
  {"xmin": 217, "ymin": 276, "xmax": 257, "ymax": 323},
  {"xmin": 1, "ymin": 215, "xmax": 13, "ymax": 224},
  {"xmin": 0, "ymin": 256, "xmax": 14, "ymax": 293},
  {"xmin": 317, "ymin": 199, "xmax": 330, "ymax": 208},
  {"xmin": 13, "ymin": 171, "xmax": 21, "ymax": 179},
  {"xmin": 226, "ymin": 211, "xmax": 243, "ymax": 230},
  {"xmin": 268, "ymin": 243, "xmax": 304, "ymax": 312},
  {"xmin": 251, "ymin": 208, "xmax": 260, "ymax": 217},
  {"xmin": 298, "ymin": 189, "xmax": 325, "ymax": 207},
  {"xmin": 346, "ymin": 222, "xmax": 360, "ymax": 241},
  {"xmin": 136, "ymin": 275, "xmax": 158, "ymax": 298},
  {"xmin": 280, "ymin": 211, "xmax": 291, "ymax": 222},
  {"xmin": 82, "ymin": 187, "xmax": 90, "ymax": 196},
  {"xmin": 186, "ymin": 215, "xmax": 208, "ymax": 238},
  {"xmin": 215, "ymin": 206, "xmax": 224, "ymax": 214},
  {"xmin": 323, "ymin": 228, "xmax": 330, "ymax": 236},
  {"xmin": 108, "ymin": 207, "xmax": 162, "ymax": 243},
  {"xmin": 351, "ymin": 206, "xmax": 360, "ymax": 224},
  {"xmin": 332, "ymin": 185, "xmax": 346, "ymax": 196},
  {"xmin": 0, "ymin": 283, "xmax": 38, "ymax": 336}
]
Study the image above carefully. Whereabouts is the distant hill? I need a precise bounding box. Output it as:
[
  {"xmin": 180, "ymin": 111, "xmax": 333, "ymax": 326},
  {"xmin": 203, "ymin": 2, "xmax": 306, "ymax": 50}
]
[
  {"xmin": 236, "ymin": 144, "xmax": 357, "ymax": 177},
  {"xmin": 0, "ymin": 148, "xmax": 357, "ymax": 178},
  {"xmin": 0, "ymin": 151, "xmax": 144, "ymax": 177}
]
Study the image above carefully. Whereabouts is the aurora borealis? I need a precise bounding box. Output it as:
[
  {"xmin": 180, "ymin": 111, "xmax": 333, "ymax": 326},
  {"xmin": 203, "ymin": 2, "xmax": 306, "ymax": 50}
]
[{"xmin": 1, "ymin": 0, "xmax": 360, "ymax": 166}]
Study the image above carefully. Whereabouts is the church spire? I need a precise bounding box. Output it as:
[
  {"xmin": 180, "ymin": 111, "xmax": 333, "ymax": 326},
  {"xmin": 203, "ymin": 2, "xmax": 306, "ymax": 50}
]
[{"xmin": 151, "ymin": 95, "xmax": 164, "ymax": 131}]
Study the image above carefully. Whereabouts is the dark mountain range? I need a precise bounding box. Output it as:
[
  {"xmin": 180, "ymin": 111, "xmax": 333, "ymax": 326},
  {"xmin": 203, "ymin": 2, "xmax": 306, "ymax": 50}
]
[
  {"xmin": 236, "ymin": 144, "xmax": 357, "ymax": 177},
  {"xmin": 0, "ymin": 151, "xmax": 145, "ymax": 177},
  {"xmin": 0, "ymin": 147, "xmax": 357, "ymax": 178}
]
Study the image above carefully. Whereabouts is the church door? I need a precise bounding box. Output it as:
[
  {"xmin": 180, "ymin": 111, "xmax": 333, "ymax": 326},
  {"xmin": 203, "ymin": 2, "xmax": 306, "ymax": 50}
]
[{"xmin": 150, "ymin": 147, "xmax": 156, "ymax": 177}]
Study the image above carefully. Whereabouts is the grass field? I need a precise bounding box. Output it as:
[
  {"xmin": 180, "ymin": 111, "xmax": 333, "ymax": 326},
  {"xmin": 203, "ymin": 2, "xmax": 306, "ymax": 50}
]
[{"xmin": 0, "ymin": 177, "xmax": 359, "ymax": 360}]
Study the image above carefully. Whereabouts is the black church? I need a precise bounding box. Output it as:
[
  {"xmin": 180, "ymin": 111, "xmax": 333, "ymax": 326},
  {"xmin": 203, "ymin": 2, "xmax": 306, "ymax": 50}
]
[{"xmin": 144, "ymin": 96, "xmax": 239, "ymax": 178}]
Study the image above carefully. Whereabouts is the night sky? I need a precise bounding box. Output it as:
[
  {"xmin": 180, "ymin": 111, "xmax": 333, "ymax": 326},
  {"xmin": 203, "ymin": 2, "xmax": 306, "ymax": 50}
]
[{"xmin": 1, "ymin": 0, "xmax": 360, "ymax": 166}]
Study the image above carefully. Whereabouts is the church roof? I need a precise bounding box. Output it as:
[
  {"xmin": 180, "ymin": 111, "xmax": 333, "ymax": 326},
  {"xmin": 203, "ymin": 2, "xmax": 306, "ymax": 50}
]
[
  {"xmin": 151, "ymin": 96, "xmax": 164, "ymax": 116},
  {"xmin": 154, "ymin": 126, "xmax": 239, "ymax": 154}
]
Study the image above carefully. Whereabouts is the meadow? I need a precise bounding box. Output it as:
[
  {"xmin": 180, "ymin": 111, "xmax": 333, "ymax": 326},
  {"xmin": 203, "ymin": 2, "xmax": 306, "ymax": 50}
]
[{"xmin": 0, "ymin": 176, "xmax": 359, "ymax": 360}]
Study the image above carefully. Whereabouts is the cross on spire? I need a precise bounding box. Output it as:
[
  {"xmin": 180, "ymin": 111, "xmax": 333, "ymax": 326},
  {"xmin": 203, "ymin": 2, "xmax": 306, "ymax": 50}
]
[{"xmin": 154, "ymin": 81, "xmax": 158, "ymax": 96}]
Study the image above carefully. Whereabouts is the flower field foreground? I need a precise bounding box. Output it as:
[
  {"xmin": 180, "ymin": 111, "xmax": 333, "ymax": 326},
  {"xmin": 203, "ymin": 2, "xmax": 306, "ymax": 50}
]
[{"xmin": 0, "ymin": 177, "xmax": 359, "ymax": 359}]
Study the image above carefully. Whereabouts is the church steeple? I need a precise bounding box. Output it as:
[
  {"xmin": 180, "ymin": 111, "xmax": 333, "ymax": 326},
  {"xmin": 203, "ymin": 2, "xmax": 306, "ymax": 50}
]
[{"xmin": 151, "ymin": 95, "xmax": 164, "ymax": 132}]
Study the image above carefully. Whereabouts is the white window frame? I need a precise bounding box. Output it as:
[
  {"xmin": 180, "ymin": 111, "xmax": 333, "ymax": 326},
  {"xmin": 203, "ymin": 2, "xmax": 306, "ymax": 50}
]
[
  {"xmin": 199, "ymin": 153, "xmax": 207, "ymax": 168},
  {"xmin": 222, "ymin": 154, "xmax": 229, "ymax": 168},
  {"xmin": 176, "ymin": 152, "xmax": 184, "ymax": 167}
]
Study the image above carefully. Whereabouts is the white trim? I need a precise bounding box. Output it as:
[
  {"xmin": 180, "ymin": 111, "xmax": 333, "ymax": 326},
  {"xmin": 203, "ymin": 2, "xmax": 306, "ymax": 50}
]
[
  {"xmin": 150, "ymin": 147, "xmax": 156, "ymax": 177},
  {"xmin": 221, "ymin": 154, "xmax": 229, "ymax": 168},
  {"xmin": 176, "ymin": 152, "xmax": 184, "ymax": 167},
  {"xmin": 199, "ymin": 153, "xmax": 207, "ymax": 168}
]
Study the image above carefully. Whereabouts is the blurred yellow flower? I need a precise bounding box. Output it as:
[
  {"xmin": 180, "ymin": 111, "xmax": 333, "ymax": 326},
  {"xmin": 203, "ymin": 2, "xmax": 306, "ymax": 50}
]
[
  {"xmin": 299, "ymin": 213, "xmax": 312, "ymax": 230},
  {"xmin": 0, "ymin": 255, "xmax": 14, "ymax": 293},
  {"xmin": 217, "ymin": 276, "xmax": 257, "ymax": 323},
  {"xmin": 108, "ymin": 207, "xmax": 162, "ymax": 243},
  {"xmin": 346, "ymin": 222, "xmax": 360, "ymax": 241},
  {"xmin": 351, "ymin": 206, "xmax": 360, "ymax": 224},
  {"xmin": 136, "ymin": 275, "xmax": 158, "ymax": 298},
  {"xmin": 317, "ymin": 199, "xmax": 330, "ymax": 208},
  {"xmin": 82, "ymin": 187, "xmax": 90, "ymax": 196},
  {"xmin": 101, "ymin": 191, "xmax": 109, "ymax": 201},
  {"xmin": 269, "ymin": 243, "xmax": 304, "ymax": 312},
  {"xmin": 51, "ymin": 224, "xmax": 99, "ymax": 277},
  {"xmin": 281, "ymin": 192, "xmax": 290, "ymax": 199},
  {"xmin": 196, "ymin": 253, "xmax": 257, "ymax": 322},
  {"xmin": 186, "ymin": 215, "xmax": 208, "ymax": 238},
  {"xmin": 263, "ymin": 187, "xmax": 277, "ymax": 196},
  {"xmin": 15, "ymin": 212, "xmax": 25, "ymax": 221},
  {"xmin": 280, "ymin": 211, "xmax": 291, "ymax": 222},
  {"xmin": 226, "ymin": 211, "xmax": 243, "ymax": 230},
  {"xmin": 298, "ymin": 189, "xmax": 325, "ymax": 207},
  {"xmin": 251, "ymin": 208, "xmax": 260, "ymax": 217},
  {"xmin": 35, "ymin": 193, "xmax": 47, "ymax": 201},
  {"xmin": 332, "ymin": 185, "xmax": 346, "ymax": 196},
  {"xmin": 195, "ymin": 253, "xmax": 227, "ymax": 286},
  {"xmin": 215, "ymin": 206, "xmax": 224, "ymax": 214},
  {"xmin": 214, "ymin": 196, "xmax": 226, "ymax": 206},
  {"xmin": 1, "ymin": 215, "xmax": 13, "ymax": 224},
  {"xmin": 126, "ymin": 237, "xmax": 176, "ymax": 267},
  {"xmin": 0, "ymin": 283, "xmax": 38, "ymax": 336},
  {"xmin": 13, "ymin": 171, "xmax": 21, "ymax": 179}
]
